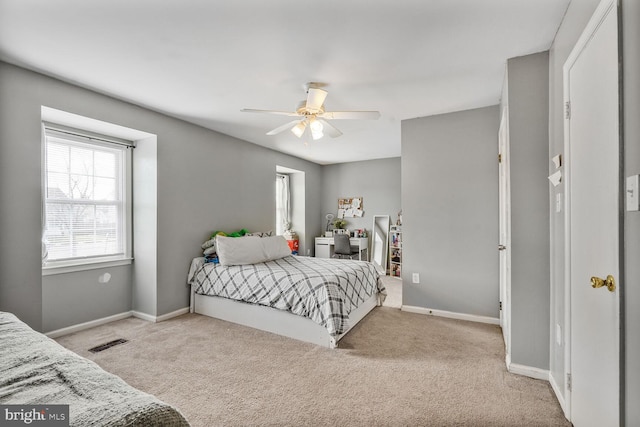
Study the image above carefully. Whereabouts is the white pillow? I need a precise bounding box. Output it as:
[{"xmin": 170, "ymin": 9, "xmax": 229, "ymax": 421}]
[
  {"xmin": 203, "ymin": 246, "xmax": 217, "ymax": 256},
  {"xmin": 216, "ymin": 235, "xmax": 292, "ymax": 266},
  {"xmin": 201, "ymin": 238, "xmax": 216, "ymax": 250}
]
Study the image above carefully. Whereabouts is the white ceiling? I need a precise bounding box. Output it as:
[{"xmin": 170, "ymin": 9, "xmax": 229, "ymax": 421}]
[{"xmin": 0, "ymin": 0, "xmax": 569, "ymax": 165}]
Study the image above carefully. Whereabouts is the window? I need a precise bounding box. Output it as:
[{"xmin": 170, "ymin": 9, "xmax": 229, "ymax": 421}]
[
  {"xmin": 275, "ymin": 173, "xmax": 290, "ymax": 235},
  {"xmin": 43, "ymin": 125, "xmax": 133, "ymax": 271}
]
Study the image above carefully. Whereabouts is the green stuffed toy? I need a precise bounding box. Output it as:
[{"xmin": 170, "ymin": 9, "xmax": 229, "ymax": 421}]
[
  {"xmin": 209, "ymin": 228, "xmax": 248, "ymax": 239},
  {"xmin": 209, "ymin": 231, "xmax": 227, "ymax": 239}
]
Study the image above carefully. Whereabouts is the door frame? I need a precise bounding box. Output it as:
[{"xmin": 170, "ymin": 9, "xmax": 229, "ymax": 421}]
[
  {"xmin": 498, "ymin": 107, "xmax": 511, "ymax": 364},
  {"xmin": 562, "ymin": 0, "xmax": 624, "ymax": 421}
]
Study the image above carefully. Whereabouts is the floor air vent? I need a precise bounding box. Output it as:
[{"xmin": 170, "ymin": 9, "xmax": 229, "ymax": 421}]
[{"xmin": 88, "ymin": 338, "xmax": 128, "ymax": 353}]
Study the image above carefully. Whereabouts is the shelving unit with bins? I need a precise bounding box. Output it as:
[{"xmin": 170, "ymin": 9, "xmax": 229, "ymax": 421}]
[{"xmin": 389, "ymin": 225, "xmax": 402, "ymax": 278}]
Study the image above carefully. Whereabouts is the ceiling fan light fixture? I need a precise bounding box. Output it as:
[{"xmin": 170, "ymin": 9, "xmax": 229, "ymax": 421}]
[
  {"xmin": 242, "ymin": 82, "xmax": 380, "ymax": 141},
  {"xmin": 291, "ymin": 121, "xmax": 307, "ymax": 138},
  {"xmin": 310, "ymin": 117, "xmax": 324, "ymax": 140},
  {"xmin": 310, "ymin": 118, "xmax": 323, "ymax": 132}
]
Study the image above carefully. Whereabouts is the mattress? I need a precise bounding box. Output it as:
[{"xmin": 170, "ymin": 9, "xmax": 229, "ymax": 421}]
[{"xmin": 188, "ymin": 255, "xmax": 385, "ymax": 337}]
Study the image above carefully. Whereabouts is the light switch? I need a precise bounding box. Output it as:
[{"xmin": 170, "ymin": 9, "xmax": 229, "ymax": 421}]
[{"xmin": 627, "ymin": 175, "xmax": 640, "ymax": 211}]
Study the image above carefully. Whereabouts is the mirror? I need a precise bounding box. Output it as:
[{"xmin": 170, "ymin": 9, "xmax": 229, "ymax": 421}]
[{"xmin": 371, "ymin": 215, "xmax": 390, "ymax": 275}]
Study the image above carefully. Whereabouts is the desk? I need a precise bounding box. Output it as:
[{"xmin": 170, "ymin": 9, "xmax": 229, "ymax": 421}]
[{"xmin": 315, "ymin": 237, "xmax": 368, "ymax": 261}]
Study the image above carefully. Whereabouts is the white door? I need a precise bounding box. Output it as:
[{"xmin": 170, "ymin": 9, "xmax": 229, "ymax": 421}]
[
  {"xmin": 564, "ymin": 0, "xmax": 620, "ymax": 425},
  {"xmin": 498, "ymin": 108, "xmax": 511, "ymax": 361}
]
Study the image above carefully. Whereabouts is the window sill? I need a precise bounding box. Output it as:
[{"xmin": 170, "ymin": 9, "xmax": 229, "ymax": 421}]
[{"xmin": 42, "ymin": 258, "xmax": 133, "ymax": 276}]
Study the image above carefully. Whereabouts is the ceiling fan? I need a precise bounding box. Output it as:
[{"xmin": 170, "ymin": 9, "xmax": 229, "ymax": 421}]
[{"xmin": 241, "ymin": 83, "xmax": 380, "ymax": 141}]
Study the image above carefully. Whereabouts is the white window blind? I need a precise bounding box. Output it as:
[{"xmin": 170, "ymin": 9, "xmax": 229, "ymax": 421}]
[{"xmin": 43, "ymin": 127, "xmax": 131, "ymax": 265}]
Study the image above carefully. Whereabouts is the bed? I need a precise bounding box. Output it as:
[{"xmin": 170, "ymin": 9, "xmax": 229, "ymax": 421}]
[
  {"xmin": 187, "ymin": 254, "xmax": 386, "ymax": 348},
  {"xmin": 0, "ymin": 311, "xmax": 190, "ymax": 427}
]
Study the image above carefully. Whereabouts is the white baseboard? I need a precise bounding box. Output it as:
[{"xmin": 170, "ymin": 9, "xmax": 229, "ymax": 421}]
[
  {"xmin": 401, "ymin": 305, "xmax": 500, "ymax": 325},
  {"xmin": 45, "ymin": 307, "xmax": 190, "ymax": 338},
  {"xmin": 507, "ymin": 362, "xmax": 549, "ymax": 381},
  {"xmin": 157, "ymin": 307, "xmax": 189, "ymax": 322},
  {"xmin": 549, "ymin": 372, "xmax": 567, "ymax": 415},
  {"xmin": 132, "ymin": 307, "xmax": 189, "ymax": 323},
  {"xmin": 45, "ymin": 311, "xmax": 132, "ymax": 338},
  {"xmin": 131, "ymin": 310, "xmax": 156, "ymax": 322}
]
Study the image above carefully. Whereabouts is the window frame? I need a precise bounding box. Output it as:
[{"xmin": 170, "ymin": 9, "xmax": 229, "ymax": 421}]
[{"xmin": 42, "ymin": 124, "xmax": 133, "ymax": 275}]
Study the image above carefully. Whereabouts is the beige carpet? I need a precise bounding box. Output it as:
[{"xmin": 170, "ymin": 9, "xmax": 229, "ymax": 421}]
[
  {"xmin": 381, "ymin": 275, "xmax": 402, "ymax": 308},
  {"xmin": 57, "ymin": 309, "xmax": 569, "ymax": 427}
]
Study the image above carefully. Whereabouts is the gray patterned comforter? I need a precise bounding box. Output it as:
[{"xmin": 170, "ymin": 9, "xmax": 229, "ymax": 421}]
[
  {"xmin": 188, "ymin": 255, "xmax": 386, "ymax": 337},
  {"xmin": 0, "ymin": 312, "xmax": 190, "ymax": 427}
]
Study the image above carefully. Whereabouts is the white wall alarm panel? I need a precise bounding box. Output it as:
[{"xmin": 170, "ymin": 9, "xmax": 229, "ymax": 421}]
[{"xmin": 626, "ymin": 175, "xmax": 640, "ymax": 212}]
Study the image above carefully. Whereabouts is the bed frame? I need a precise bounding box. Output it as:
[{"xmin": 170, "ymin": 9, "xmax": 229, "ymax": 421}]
[{"xmin": 190, "ymin": 285, "xmax": 379, "ymax": 348}]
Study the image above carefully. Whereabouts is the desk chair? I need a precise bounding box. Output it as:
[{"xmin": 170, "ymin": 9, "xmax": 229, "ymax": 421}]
[{"xmin": 332, "ymin": 234, "xmax": 359, "ymax": 260}]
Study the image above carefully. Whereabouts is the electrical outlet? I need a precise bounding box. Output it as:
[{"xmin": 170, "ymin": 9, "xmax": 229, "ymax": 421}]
[
  {"xmin": 556, "ymin": 324, "xmax": 562, "ymax": 346},
  {"xmin": 412, "ymin": 273, "xmax": 420, "ymax": 284}
]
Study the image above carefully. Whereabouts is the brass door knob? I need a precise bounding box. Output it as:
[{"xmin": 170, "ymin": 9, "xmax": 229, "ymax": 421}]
[{"xmin": 591, "ymin": 275, "xmax": 616, "ymax": 292}]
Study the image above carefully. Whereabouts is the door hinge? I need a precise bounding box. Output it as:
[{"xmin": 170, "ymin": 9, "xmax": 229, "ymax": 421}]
[
  {"xmin": 499, "ymin": 301, "xmax": 502, "ymax": 311},
  {"xmin": 565, "ymin": 101, "xmax": 571, "ymax": 119},
  {"xmin": 498, "ymin": 153, "xmax": 502, "ymax": 163},
  {"xmin": 567, "ymin": 373, "xmax": 572, "ymax": 391}
]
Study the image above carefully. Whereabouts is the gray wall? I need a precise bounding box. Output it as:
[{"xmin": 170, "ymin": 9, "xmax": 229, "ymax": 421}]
[
  {"xmin": 548, "ymin": 1, "xmax": 640, "ymax": 421},
  {"xmin": 0, "ymin": 61, "xmax": 323, "ymax": 332},
  {"xmin": 320, "ymin": 157, "xmax": 401, "ymax": 236},
  {"xmin": 401, "ymin": 106, "xmax": 499, "ymax": 318},
  {"xmin": 0, "ymin": 62, "xmax": 44, "ymax": 329},
  {"xmin": 622, "ymin": 0, "xmax": 640, "ymax": 424},
  {"xmin": 505, "ymin": 52, "xmax": 550, "ymax": 370},
  {"xmin": 547, "ymin": 0, "xmax": 604, "ymax": 398},
  {"xmin": 42, "ymin": 267, "xmax": 132, "ymax": 331}
]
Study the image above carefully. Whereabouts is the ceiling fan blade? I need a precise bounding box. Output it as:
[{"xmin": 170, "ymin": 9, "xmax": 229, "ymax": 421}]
[
  {"xmin": 241, "ymin": 108, "xmax": 299, "ymax": 117},
  {"xmin": 266, "ymin": 120, "xmax": 303, "ymax": 135},
  {"xmin": 319, "ymin": 111, "xmax": 380, "ymax": 120},
  {"xmin": 306, "ymin": 88, "xmax": 328, "ymax": 112},
  {"xmin": 318, "ymin": 119, "xmax": 343, "ymax": 138}
]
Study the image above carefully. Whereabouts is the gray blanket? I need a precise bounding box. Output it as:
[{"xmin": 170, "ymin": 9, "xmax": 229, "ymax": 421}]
[{"xmin": 0, "ymin": 312, "xmax": 190, "ymax": 426}]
